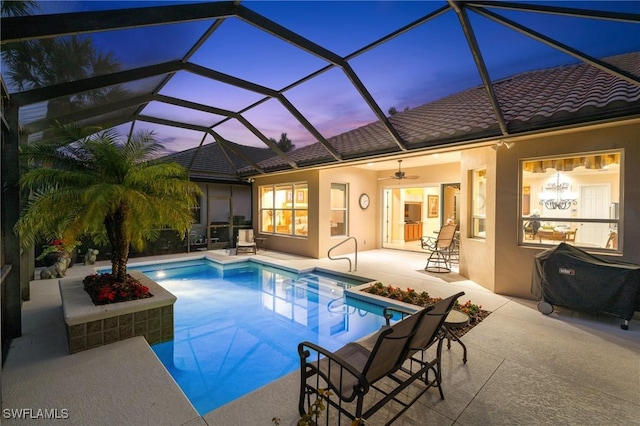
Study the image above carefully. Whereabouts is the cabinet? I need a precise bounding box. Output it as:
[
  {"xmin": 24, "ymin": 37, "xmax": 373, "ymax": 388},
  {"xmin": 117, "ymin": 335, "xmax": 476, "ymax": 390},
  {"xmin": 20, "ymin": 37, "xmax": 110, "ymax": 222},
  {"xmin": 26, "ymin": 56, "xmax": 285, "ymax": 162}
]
[{"xmin": 404, "ymin": 222, "xmax": 423, "ymax": 241}]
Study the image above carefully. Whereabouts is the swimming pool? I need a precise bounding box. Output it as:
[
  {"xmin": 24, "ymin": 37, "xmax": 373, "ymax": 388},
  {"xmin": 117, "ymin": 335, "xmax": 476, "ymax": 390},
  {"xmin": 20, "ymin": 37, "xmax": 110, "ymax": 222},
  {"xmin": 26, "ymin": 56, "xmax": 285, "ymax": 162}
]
[{"xmin": 128, "ymin": 258, "xmax": 393, "ymax": 415}]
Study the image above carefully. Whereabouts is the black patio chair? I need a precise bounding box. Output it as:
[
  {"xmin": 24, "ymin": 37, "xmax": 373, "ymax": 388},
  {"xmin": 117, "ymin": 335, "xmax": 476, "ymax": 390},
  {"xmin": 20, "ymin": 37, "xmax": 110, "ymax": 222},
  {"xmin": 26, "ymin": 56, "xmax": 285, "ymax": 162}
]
[{"xmin": 298, "ymin": 291, "xmax": 464, "ymax": 425}]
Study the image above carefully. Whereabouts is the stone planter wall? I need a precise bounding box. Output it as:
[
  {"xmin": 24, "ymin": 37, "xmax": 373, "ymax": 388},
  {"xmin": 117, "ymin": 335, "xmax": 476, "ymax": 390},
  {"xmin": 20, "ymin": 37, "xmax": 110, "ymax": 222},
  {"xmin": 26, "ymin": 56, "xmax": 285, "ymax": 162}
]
[{"xmin": 59, "ymin": 271, "xmax": 176, "ymax": 354}]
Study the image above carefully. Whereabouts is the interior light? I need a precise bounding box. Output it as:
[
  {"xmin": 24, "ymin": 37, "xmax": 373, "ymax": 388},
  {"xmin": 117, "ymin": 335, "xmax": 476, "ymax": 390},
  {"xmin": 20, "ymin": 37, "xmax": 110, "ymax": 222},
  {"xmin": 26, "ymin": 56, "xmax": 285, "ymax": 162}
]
[{"xmin": 538, "ymin": 172, "xmax": 578, "ymax": 210}]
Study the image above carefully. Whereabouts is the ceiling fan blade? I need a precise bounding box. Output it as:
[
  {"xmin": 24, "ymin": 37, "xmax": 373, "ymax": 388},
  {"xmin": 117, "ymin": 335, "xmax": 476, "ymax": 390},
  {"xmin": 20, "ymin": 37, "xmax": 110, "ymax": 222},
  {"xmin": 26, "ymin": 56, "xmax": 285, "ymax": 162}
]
[{"xmin": 379, "ymin": 160, "xmax": 421, "ymax": 180}]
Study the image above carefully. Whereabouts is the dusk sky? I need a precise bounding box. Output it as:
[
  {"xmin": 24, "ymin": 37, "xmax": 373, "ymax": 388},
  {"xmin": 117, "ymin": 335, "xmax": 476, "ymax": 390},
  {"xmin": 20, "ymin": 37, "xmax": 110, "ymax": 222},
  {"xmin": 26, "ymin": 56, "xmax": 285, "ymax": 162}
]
[{"xmin": 4, "ymin": 1, "xmax": 640, "ymax": 153}]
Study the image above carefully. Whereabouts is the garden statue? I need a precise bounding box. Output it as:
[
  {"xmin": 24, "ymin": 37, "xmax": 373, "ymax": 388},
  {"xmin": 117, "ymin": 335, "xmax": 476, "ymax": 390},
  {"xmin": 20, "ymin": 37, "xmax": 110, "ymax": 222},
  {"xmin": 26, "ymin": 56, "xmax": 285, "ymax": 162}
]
[
  {"xmin": 84, "ymin": 248, "xmax": 99, "ymax": 265},
  {"xmin": 40, "ymin": 256, "xmax": 71, "ymax": 279}
]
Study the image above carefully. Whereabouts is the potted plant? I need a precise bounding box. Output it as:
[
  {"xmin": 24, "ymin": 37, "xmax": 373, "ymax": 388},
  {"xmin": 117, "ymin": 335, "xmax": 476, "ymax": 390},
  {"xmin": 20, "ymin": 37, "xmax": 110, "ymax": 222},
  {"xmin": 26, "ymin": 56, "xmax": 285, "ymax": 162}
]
[{"xmin": 36, "ymin": 239, "xmax": 81, "ymax": 267}]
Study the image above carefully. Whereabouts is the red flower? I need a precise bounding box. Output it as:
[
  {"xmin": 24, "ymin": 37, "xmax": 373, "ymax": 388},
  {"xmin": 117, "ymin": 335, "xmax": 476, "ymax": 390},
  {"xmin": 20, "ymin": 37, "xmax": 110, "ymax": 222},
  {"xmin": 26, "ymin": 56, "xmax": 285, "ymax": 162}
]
[{"xmin": 84, "ymin": 273, "xmax": 152, "ymax": 305}]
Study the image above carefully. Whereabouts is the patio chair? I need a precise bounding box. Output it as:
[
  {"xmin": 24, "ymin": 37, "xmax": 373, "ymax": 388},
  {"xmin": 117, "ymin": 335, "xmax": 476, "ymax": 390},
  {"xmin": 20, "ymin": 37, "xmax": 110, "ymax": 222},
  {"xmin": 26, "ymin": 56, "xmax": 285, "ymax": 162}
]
[
  {"xmin": 298, "ymin": 291, "xmax": 464, "ymax": 425},
  {"xmin": 421, "ymin": 223, "xmax": 458, "ymax": 273},
  {"xmin": 236, "ymin": 229, "xmax": 257, "ymax": 255}
]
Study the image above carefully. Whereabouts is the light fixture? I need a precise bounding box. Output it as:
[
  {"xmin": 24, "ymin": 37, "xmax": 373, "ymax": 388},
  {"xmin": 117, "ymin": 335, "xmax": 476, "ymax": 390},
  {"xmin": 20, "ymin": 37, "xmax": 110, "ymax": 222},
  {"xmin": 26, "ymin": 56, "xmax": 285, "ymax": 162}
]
[
  {"xmin": 492, "ymin": 140, "xmax": 514, "ymax": 150},
  {"xmin": 538, "ymin": 173, "xmax": 578, "ymax": 210}
]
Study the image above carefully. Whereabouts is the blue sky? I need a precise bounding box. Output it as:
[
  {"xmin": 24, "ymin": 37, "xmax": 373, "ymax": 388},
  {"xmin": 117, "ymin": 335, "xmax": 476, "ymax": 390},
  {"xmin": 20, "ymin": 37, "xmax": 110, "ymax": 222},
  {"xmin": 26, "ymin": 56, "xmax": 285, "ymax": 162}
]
[{"xmin": 5, "ymin": 1, "xmax": 640, "ymax": 152}]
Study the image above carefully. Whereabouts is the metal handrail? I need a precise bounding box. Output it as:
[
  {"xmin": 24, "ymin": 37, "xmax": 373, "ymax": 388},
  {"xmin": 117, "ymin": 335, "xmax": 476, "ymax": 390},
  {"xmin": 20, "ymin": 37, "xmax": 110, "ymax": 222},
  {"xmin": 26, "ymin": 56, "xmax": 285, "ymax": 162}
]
[{"xmin": 327, "ymin": 237, "xmax": 358, "ymax": 272}]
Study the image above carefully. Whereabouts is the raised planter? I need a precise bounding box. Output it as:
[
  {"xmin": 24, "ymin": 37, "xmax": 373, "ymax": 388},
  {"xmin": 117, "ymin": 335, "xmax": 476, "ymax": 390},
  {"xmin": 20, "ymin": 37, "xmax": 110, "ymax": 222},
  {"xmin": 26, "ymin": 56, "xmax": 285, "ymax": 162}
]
[{"xmin": 59, "ymin": 271, "xmax": 176, "ymax": 354}]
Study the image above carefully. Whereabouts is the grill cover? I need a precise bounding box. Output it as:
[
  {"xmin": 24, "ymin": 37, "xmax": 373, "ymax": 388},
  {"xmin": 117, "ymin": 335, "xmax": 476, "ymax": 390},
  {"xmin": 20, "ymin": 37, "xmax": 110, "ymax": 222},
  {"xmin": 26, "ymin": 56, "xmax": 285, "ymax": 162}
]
[{"xmin": 531, "ymin": 243, "xmax": 640, "ymax": 320}]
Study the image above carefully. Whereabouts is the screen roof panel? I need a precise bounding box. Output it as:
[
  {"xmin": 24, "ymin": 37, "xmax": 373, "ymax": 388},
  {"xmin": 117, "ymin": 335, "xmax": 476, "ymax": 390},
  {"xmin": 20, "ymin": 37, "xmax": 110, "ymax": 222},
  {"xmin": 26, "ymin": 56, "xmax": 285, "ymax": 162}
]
[
  {"xmin": 284, "ymin": 67, "xmax": 378, "ymax": 143},
  {"xmin": 159, "ymin": 71, "xmax": 266, "ymax": 113},
  {"xmin": 2, "ymin": 0, "xmax": 638, "ymax": 181},
  {"xmin": 140, "ymin": 101, "xmax": 227, "ymax": 128},
  {"xmin": 350, "ymin": 9, "xmax": 482, "ymax": 113},
  {"xmin": 244, "ymin": 0, "xmax": 444, "ymax": 57},
  {"xmin": 191, "ymin": 17, "xmax": 330, "ymax": 89},
  {"xmin": 241, "ymin": 97, "xmax": 316, "ymax": 148}
]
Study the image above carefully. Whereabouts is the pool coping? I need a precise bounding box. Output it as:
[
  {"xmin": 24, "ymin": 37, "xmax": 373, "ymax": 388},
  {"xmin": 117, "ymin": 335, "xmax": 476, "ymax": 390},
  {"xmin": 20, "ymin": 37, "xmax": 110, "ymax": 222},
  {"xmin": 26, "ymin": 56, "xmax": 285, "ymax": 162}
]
[{"xmin": 124, "ymin": 254, "xmax": 379, "ymax": 285}]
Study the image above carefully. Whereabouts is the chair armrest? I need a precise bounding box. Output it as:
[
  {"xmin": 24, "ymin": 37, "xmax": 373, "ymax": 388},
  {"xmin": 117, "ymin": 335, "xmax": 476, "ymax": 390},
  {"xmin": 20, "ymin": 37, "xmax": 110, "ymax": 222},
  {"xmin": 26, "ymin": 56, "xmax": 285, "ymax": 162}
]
[
  {"xmin": 420, "ymin": 236, "xmax": 436, "ymax": 249},
  {"xmin": 382, "ymin": 306, "xmax": 416, "ymax": 325},
  {"xmin": 298, "ymin": 341, "xmax": 365, "ymax": 382}
]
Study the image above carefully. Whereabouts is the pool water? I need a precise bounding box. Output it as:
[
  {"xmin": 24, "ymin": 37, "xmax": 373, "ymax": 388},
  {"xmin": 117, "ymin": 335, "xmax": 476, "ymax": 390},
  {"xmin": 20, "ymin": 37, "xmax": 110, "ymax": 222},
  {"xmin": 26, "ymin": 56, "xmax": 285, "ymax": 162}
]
[{"xmin": 130, "ymin": 259, "xmax": 391, "ymax": 415}]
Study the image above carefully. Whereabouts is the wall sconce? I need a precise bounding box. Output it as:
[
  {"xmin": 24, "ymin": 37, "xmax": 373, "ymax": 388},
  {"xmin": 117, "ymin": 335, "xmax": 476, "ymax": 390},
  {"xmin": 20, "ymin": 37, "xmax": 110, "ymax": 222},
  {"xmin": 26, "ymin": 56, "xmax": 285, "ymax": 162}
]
[{"xmin": 492, "ymin": 140, "xmax": 515, "ymax": 150}]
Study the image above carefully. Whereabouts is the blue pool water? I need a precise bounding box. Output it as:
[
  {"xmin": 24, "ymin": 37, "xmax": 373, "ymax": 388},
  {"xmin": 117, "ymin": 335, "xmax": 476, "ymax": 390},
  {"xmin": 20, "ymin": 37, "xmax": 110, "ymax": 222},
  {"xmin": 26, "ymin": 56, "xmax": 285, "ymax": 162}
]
[{"xmin": 128, "ymin": 259, "xmax": 392, "ymax": 415}]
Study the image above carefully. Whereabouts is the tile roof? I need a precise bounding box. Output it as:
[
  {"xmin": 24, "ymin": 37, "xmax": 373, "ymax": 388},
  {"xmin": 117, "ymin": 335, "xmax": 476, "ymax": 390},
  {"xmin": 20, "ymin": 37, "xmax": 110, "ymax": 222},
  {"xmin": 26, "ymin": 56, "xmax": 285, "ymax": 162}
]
[
  {"xmin": 252, "ymin": 52, "xmax": 640, "ymax": 173},
  {"xmin": 162, "ymin": 140, "xmax": 273, "ymax": 181}
]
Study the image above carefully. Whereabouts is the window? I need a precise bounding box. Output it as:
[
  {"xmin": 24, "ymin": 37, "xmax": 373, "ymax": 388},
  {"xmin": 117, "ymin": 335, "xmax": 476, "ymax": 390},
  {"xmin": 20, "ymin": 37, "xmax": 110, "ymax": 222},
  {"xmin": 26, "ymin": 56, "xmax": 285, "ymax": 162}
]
[
  {"xmin": 471, "ymin": 169, "xmax": 486, "ymax": 239},
  {"xmin": 520, "ymin": 150, "xmax": 621, "ymax": 251},
  {"xmin": 259, "ymin": 183, "xmax": 308, "ymax": 237},
  {"xmin": 330, "ymin": 183, "xmax": 347, "ymax": 237}
]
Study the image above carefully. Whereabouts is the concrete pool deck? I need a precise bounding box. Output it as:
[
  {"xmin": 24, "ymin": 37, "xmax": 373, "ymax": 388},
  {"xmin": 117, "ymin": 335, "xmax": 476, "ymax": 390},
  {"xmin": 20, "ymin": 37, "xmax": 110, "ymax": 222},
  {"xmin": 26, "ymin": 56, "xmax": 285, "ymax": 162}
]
[{"xmin": 2, "ymin": 249, "xmax": 639, "ymax": 425}]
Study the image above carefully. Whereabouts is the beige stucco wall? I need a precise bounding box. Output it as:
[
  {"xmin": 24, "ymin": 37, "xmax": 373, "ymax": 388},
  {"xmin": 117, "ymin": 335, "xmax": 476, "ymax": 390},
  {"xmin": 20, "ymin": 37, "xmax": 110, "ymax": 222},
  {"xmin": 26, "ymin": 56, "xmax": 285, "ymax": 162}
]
[
  {"xmin": 493, "ymin": 119, "xmax": 640, "ymax": 299},
  {"xmin": 459, "ymin": 146, "xmax": 497, "ymax": 292},
  {"xmin": 252, "ymin": 169, "xmax": 321, "ymax": 258},
  {"xmin": 249, "ymin": 118, "xmax": 639, "ymax": 300},
  {"xmin": 318, "ymin": 167, "xmax": 380, "ymax": 257},
  {"xmin": 250, "ymin": 161, "xmax": 459, "ymax": 259}
]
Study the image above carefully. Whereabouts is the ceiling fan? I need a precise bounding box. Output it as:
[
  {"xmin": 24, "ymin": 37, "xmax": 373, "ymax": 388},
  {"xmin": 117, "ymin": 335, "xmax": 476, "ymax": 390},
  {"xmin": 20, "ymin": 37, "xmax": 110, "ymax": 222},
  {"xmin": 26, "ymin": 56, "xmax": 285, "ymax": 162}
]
[{"xmin": 378, "ymin": 160, "xmax": 420, "ymax": 180}]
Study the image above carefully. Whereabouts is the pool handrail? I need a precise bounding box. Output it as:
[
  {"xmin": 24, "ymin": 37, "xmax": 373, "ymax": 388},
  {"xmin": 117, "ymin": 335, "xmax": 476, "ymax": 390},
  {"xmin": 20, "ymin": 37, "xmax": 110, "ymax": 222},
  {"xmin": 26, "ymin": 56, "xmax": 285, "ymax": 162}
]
[{"xmin": 327, "ymin": 237, "xmax": 358, "ymax": 271}]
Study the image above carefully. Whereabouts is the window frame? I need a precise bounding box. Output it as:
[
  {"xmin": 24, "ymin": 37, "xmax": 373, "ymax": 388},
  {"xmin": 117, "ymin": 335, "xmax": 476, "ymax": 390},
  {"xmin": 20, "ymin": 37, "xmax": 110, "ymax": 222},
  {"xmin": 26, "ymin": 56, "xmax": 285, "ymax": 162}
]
[
  {"xmin": 519, "ymin": 150, "xmax": 622, "ymax": 252},
  {"xmin": 470, "ymin": 168, "xmax": 486, "ymax": 239},
  {"xmin": 330, "ymin": 183, "xmax": 348, "ymax": 237},
  {"xmin": 258, "ymin": 182, "xmax": 308, "ymax": 238}
]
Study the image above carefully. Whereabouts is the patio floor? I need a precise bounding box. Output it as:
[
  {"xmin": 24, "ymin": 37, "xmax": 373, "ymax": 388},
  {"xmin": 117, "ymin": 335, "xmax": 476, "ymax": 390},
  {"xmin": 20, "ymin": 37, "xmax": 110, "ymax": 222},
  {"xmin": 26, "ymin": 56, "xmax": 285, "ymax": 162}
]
[{"xmin": 2, "ymin": 249, "xmax": 639, "ymax": 425}]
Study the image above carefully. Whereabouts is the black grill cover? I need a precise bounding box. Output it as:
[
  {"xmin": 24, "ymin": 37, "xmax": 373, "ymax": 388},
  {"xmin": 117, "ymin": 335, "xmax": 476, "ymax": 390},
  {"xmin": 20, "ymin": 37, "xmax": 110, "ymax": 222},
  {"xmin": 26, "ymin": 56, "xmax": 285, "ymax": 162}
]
[{"xmin": 531, "ymin": 243, "xmax": 640, "ymax": 320}]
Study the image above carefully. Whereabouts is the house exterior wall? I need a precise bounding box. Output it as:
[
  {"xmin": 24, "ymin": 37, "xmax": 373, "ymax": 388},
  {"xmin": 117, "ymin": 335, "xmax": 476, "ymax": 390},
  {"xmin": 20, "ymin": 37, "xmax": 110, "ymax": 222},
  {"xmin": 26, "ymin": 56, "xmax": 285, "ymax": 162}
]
[
  {"xmin": 459, "ymin": 146, "xmax": 497, "ymax": 292},
  {"xmin": 247, "ymin": 118, "xmax": 639, "ymax": 301},
  {"xmin": 493, "ymin": 119, "xmax": 640, "ymax": 299},
  {"xmin": 253, "ymin": 169, "xmax": 321, "ymax": 258},
  {"xmin": 318, "ymin": 166, "xmax": 381, "ymax": 257},
  {"xmin": 250, "ymin": 162, "xmax": 460, "ymax": 260}
]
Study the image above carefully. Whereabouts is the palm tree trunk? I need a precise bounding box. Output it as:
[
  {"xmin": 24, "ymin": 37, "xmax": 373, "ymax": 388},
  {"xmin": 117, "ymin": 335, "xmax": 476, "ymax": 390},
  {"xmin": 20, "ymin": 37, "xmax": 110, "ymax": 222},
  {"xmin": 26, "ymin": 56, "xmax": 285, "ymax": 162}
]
[{"xmin": 105, "ymin": 203, "xmax": 131, "ymax": 282}]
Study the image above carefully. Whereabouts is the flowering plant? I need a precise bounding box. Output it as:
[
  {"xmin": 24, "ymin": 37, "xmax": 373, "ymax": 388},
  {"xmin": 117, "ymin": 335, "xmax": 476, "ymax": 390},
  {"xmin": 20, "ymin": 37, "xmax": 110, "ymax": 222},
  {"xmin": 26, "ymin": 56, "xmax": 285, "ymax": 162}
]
[
  {"xmin": 365, "ymin": 282, "xmax": 436, "ymax": 306},
  {"xmin": 83, "ymin": 273, "xmax": 152, "ymax": 305},
  {"xmin": 36, "ymin": 239, "xmax": 81, "ymax": 260},
  {"xmin": 455, "ymin": 300, "xmax": 482, "ymax": 317},
  {"xmin": 363, "ymin": 282, "xmax": 486, "ymax": 319}
]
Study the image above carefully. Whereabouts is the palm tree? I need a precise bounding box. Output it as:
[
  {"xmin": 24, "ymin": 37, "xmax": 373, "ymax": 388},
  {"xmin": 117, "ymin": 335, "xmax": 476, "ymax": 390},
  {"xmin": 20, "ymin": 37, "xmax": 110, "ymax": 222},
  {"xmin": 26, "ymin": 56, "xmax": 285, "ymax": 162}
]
[
  {"xmin": 2, "ymin": 1, "xmax": 124, "ymax": 136},
  {"xmin": 16, "ymin": 124, "xmax": 202, "ymax": 282},
  {"xmin": 1, "ymin": 0, "xmax": 39, "ymax": 17},
  {"xmin": 2, "ymin": 35, "xmax": 123, "ymax": 124}
]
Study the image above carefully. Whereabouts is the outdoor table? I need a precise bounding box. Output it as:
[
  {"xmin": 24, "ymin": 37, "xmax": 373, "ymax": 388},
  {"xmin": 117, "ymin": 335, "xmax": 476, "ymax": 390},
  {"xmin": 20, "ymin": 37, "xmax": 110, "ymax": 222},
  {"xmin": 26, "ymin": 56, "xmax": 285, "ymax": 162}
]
[{"xmin": 443, "ymin": 309, "xmax": 470, "ymax": 363}]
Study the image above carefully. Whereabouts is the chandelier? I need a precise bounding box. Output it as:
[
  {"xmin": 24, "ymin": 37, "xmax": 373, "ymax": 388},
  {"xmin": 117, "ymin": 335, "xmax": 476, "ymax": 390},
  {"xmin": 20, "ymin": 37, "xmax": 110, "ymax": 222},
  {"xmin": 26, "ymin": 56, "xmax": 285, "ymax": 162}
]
[{"xmin": 538, "ymin": 173, "xmax": 578, "ymax": 210}]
